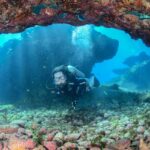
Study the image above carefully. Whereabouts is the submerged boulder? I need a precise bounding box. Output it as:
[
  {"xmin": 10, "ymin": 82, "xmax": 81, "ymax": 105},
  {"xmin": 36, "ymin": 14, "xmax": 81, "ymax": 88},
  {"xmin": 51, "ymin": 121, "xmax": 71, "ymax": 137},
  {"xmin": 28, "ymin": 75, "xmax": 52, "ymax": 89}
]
[
  {"xmin": 117, "ymin": 60, "xmax": 150, "ymax": 91},
  {"xmin": 0, "ymin": 25, "xmax": 118, "ymax": 104}
]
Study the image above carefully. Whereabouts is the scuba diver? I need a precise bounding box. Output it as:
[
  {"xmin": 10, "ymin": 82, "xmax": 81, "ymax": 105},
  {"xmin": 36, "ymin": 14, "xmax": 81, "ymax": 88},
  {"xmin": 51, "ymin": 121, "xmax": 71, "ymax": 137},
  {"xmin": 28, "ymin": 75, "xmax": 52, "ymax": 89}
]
[{"xmin": 51, "ymin": 65, "xmax": 100, "ymax": 109}]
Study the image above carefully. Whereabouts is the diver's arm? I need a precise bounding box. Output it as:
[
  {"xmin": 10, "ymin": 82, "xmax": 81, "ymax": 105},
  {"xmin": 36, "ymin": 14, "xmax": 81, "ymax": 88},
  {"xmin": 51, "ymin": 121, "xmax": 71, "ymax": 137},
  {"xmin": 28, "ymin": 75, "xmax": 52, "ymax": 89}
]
[
  {"xmin": 67, "ymin": 65, "xmax": 85, "ymax": 78},
  {"xmin": 50, "ymin": 87, "xmax": 63, "ymax": 95}
]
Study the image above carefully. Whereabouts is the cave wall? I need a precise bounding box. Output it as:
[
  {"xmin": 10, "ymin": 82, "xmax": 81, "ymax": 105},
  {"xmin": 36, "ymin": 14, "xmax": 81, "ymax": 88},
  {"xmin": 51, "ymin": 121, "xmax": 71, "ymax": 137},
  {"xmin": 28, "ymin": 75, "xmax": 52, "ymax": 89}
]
[{"xmin": 0, "ymin": 0, "xmax": 150, "ymax": 46}]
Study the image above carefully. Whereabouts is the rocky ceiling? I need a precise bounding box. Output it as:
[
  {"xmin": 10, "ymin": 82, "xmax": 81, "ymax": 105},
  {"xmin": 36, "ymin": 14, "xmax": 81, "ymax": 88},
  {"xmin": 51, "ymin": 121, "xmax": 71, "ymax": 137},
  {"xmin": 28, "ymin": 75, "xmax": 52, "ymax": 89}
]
[{"xmin": 0, "ymin": 0, "xmax": 150, "ymax": 46}]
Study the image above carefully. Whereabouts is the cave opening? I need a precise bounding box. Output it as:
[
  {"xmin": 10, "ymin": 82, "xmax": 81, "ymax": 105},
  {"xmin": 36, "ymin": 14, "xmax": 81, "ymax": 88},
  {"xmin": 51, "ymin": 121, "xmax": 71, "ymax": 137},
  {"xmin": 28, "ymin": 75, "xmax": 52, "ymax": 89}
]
[
  {"xmin": 0, "ymin": 0, "xmax": 150, "ymax": 148},
  {"xmin": 0, "ymin": 24, "xmax": 150, "ymax": 149},
  {"xmin": 0, "ymin": 24, "xmax": 150, "ymax": 105}
]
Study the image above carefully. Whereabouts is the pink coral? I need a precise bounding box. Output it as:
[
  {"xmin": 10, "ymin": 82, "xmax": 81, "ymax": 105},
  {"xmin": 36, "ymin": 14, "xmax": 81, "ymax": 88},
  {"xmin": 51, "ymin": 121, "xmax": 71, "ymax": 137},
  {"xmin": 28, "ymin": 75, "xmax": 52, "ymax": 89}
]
[
  {"xmin": 24, "ymin": 139, "xmax": 36, "ymax": 149},
  {"xmin": 43, "ymin": 141, "xmax": 57, "ymax": 150},
  {"xmin": 8, "ymin": 137, "xmax": 36, "ymax": 149},
  {"xmin": 0, "ymin": 143, "xmax": 2, "ymax": 150},
  {"xmin": 9, "ymin": 141, "xmax": 26, "ymax": 150}
]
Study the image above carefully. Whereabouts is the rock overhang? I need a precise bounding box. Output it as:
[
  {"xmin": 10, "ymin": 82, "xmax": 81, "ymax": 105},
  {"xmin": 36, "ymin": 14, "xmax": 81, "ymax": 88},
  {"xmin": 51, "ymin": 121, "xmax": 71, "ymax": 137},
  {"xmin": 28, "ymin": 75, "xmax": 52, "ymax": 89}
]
[{"xmin": 0, "ymin": 0, "xmax": 150, "ymax": 46}]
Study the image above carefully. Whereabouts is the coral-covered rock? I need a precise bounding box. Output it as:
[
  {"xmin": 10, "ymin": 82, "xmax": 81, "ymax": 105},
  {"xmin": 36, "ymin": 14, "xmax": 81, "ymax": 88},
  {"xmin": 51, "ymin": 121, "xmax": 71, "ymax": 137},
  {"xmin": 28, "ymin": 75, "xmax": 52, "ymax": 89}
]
[
  {"xmin": 25, "ymin": 129, "xmax": 33, "ymax": 138},
  {"xmin": 8, "ymin": 140, "xmax": 26, "ymax": 150},
  {"xmin": 0, "ymin": 0, "xmax": 149, "ymax": 46},
  {"xmin": 0, "ymin": 143, "xmax": 2, "ymax": 150},
  {"xmin": 46, "ymin": 134, "xmax": 54, "ymax": 141},
  {"xmin": 107, "ymin": 139, "xmax": 131, "ymax": 150},
  {"xmin": 78, "ymin": 141, "xmax": 91, "ymax": 148},
  {"xmin": 137, "ymin": 126, "xmax": 145, "ymax": 134},
  {"xmin": 24, "ymin": 139, "xmax": 36, "ymax": 149},
  {"xmin": 33, "ymin": 145, "xmax": 45, "ymax": 150},
  {"xmin": 64, "ymin": 133, "xmax": 81, "ymax": 142},
  {"xmin": 39, "ymin": 128, "xmax": 47, "ymax": 134},
  {"xmin": 43, "ymin": 141, "xmax": 57, "ymax": 150},
  {"xmin": 53, "ymin": 132, "xmax": 64, "ymax": 141},
  {"xmin": 0, "ymin": 133, "xmax": 8, "ymax": 140},
  {"xmin": 139, "ymin": 139, "xmax": 149, "ymax": 150},
  {"xmin": 17, "ymin": 128, "xmax": 26, "ymax": 135},
  {"xmin": 90, "ymin": 147, "xmax": 101, "ymax": 150},
  {"xmin": 64, "ymin": 142, "xmax": 77, "ymax": 149},
  {"xmin": 8, "ymin": 137, "xmax": 36, "ymax": 150}
]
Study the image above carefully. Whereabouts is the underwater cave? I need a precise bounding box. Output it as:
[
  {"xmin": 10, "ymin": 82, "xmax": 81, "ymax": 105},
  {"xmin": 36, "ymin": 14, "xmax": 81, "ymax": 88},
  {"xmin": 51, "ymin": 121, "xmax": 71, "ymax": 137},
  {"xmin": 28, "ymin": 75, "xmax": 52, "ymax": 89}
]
[{"xmin": 0, "ymin": 0, "xmax": 150, "ymax": 149}]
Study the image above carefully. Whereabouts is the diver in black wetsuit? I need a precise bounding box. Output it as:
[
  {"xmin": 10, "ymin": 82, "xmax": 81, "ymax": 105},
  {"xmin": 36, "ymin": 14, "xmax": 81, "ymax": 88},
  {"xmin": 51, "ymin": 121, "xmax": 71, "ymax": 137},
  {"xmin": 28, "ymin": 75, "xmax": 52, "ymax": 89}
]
[{"xmin": 51, "ymin": 65, "xmax": 100, "ymax": 109}]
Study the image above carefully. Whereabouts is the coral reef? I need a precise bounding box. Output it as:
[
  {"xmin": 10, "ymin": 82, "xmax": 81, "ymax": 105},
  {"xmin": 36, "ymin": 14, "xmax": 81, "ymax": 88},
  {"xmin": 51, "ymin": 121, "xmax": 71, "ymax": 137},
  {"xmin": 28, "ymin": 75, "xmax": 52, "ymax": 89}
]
[
  {"xmin": 0, "ymin": 86, "xmax": 150, "ymax": 149},
  {"xmin": 0, "ymin": 0, "xmax": 150, "ymax": 46}
]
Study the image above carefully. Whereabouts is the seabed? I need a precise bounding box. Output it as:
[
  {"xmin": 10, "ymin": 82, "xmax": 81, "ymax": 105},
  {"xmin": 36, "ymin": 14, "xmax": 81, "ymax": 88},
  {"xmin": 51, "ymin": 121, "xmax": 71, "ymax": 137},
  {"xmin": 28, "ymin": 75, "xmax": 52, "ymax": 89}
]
[{"xmin": 0, "ymin": 86, "xmax": 150, "ymax": 150}]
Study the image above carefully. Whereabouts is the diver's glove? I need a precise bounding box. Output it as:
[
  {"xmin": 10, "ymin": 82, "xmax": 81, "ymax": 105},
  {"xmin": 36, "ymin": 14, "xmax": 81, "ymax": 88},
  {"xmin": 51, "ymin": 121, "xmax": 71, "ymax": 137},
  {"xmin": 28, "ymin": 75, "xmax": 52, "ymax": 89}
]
[
  {"xmin": 50, "ymin": 88, "xmax": 64, "ymax": 95},
  {"xmin": 71, "ymin": 100, "xmax": 77, "ymax": 110}
]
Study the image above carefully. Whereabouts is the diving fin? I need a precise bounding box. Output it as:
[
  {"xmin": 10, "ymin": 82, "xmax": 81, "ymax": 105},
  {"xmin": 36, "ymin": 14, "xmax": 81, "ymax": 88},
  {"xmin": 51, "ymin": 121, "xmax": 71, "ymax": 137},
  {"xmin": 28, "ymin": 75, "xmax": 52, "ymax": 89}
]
[{"xmin": 89, "ymin": 75, "xmax": 100, "ymax": 88}]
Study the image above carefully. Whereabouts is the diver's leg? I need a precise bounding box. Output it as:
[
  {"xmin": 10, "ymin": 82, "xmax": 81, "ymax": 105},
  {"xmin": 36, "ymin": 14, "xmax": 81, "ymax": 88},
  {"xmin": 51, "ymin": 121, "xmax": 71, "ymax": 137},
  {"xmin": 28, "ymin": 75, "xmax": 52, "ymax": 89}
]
[
  {"xmin": 88, "ymin": 75, "xmax": 100, "ymax": 88},
  {"xmin": 71, "ymin": 99, "xmax": 78, "ymax": 110}
]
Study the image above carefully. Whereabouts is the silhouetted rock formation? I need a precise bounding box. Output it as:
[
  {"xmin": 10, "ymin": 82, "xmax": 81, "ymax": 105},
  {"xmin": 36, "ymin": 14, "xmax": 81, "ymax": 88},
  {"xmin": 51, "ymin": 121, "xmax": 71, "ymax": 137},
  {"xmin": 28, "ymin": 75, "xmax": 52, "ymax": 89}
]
[
  {"xmin": 0, "ymin": 25, "xmax": 118, "ymax": 103},
  {"xmin": 116, "ymin": 58, "xmax": 150, "ymax": 91},
  {"xmin": 123, "ymin": 52, "xmax": 150, "ymax": 67}
]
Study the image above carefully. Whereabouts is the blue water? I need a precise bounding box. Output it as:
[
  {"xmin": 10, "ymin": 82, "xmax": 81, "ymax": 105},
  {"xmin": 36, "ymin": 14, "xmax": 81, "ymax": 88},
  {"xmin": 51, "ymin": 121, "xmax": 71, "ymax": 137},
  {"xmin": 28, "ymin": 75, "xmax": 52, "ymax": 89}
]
[
  {"xmin": 92, "ymin": 26, "xmax": 150, "ymax": 83},
  {"xmin": 0, "ymin": 24, "xmax": 150, "ymax": 104},
  {"xmin": 1, "ymin": 25, "xmax": 149, "ymax": 84},
  {"xmin": 0, "ymin": 24, "xmax": 150, "ymax": 150}
]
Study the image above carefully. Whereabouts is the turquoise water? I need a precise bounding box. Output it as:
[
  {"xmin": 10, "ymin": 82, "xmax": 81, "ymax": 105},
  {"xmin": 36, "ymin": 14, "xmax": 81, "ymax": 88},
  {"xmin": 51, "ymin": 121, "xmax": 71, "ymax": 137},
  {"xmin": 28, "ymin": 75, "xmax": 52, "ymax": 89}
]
[
  {"xmin": 0, "ymin": 25, "xmax": 150, "ymax": 149},
  {"xmin": 1, "ymin": 25, "xmax": 149, "ymax": 85}
]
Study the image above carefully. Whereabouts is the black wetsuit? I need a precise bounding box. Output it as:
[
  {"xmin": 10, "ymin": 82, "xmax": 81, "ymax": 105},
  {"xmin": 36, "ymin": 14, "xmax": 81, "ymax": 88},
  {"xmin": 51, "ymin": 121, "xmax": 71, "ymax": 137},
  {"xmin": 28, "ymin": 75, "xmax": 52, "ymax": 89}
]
[{"xmin": 51, "ymin": 65, "xmax": 91, "ymax": 109}]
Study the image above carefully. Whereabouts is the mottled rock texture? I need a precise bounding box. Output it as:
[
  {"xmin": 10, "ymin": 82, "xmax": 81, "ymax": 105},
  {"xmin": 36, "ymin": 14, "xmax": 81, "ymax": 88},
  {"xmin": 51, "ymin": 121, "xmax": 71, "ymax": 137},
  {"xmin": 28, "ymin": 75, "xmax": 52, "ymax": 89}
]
[{"xmin": 0, "ymin": 0, "xmax": 150, "ymax": 46}]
